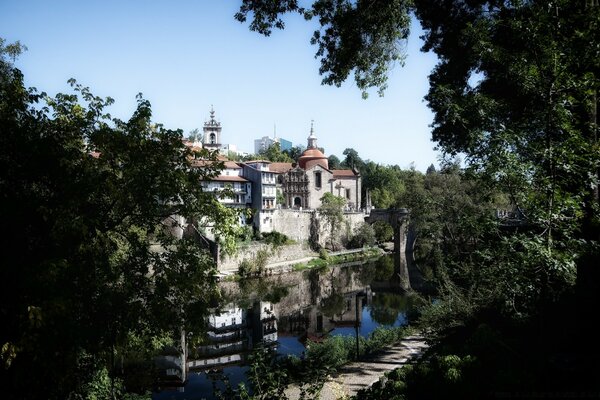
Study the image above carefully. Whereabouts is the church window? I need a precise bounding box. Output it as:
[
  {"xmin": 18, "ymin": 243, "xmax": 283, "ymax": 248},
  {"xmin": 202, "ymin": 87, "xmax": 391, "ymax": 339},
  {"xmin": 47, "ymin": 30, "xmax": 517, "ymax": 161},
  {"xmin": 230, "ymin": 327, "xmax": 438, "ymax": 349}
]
[
  {"xmin": 346, "ymin": 188, "xmax": 351, "ymax": 199},
  {"xmin": 315, "ymin": 171, "xmax": 322, "ymax": 188},
  {"xmin": 210, "ymin": 133, "xmax": 216, "ymax": 144}
]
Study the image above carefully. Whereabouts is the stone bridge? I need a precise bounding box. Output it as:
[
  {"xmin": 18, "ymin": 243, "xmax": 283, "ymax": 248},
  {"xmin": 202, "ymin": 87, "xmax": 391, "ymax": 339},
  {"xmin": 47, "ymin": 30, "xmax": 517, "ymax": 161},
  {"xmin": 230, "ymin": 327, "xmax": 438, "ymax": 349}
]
[{"xmin": 365, "ymin": 208, "xmax": 411, "ymax": 290}]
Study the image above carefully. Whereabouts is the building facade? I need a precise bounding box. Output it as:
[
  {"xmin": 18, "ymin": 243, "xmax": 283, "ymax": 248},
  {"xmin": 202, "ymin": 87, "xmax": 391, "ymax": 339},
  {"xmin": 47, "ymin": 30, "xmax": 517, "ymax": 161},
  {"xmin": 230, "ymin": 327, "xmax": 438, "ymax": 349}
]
[
  {"xmin": 240, "ymin": 160, "xmax": 278, "ymax": 232},
  {"xmin": 279, "ymin": 123, "xmax": 362, "ymax": 211}
]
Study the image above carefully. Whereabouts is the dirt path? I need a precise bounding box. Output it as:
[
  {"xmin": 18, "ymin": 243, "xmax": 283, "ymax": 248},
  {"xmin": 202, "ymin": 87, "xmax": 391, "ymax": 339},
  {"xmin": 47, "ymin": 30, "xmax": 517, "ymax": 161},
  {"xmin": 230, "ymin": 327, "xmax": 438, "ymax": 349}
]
[{"xmin": 285, "ymin": 335, "xmax": 428, "ymax": 400}]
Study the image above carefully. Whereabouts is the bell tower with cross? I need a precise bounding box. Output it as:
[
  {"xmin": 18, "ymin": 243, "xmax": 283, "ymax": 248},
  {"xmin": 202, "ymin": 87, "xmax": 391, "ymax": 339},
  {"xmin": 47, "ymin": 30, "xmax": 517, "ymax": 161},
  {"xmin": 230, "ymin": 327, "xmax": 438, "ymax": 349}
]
[{"xmin": 202, "ymin": 106, "xmax": 222, "ymax": 151}]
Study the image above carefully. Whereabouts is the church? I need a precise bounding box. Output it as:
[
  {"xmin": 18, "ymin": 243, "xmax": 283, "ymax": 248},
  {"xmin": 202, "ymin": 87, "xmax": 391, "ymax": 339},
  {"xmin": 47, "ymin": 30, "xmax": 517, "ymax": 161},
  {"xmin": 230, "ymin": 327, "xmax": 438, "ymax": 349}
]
[{"xmin": 279, "ymin": 123, "xmax": 361, "ymax": 211}]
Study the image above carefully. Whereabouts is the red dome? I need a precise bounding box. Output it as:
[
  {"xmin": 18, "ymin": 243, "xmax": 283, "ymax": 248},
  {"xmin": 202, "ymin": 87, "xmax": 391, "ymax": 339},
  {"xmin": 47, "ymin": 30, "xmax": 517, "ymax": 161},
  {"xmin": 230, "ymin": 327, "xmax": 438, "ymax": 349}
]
[{"xmin": 298, "ymin": 148, "xmax": 328, "ymax": 169}]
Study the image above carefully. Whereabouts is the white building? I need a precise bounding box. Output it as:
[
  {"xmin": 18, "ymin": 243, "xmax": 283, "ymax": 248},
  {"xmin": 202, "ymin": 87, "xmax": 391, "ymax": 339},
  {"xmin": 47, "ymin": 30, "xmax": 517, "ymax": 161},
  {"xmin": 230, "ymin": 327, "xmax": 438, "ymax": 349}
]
[
  {"xmin": 240, "ymin": 160, "xmax": 278, "ymax": 232},
  {"xmin": 195, "ymin": 160, "xmax": 252, "ymax": 224}
]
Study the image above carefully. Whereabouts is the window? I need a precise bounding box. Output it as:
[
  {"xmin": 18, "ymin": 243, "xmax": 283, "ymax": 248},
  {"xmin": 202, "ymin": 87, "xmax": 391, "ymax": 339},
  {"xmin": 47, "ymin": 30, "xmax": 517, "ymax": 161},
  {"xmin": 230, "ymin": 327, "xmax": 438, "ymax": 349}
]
[
  {"xmin": 315, "ymin": 171, "xmax": 322, "ymax": 188},
  {"xmin": 210, "ymin": 133, "xmax": 216, "ymax": 144},
  {"xmin": 346, "ymin": 188, "xmax": 351, "ymax": 199}
]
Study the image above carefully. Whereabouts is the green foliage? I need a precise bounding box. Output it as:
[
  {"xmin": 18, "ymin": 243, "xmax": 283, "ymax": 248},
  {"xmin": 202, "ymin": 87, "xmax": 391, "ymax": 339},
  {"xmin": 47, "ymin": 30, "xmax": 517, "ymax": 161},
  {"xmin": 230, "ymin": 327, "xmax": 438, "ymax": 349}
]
[
  {"xmin": 258, "ymin": 142, "xmax": 293, "ymax": 162},
  {"xmin": 341, "ymin": 148, "xmax": 364, "ymax": 170},
  {"xmin": 328, "ymin": 154, "xmax": 341, "ymax": 169},
  {"xmin": 238, "ymin": 345, "xmax": 289, "ymax": 400},
  {"xmin": 318, "ymin": 247, "xmax": 329, "ymax": 260},
  {"xmin": 305, "ymin": 326, "xmax": 409, "ymax": 370},
  {"xmin": 238, "ymin": 248, "xmax": 271, "ymax": 277},
  {"xmin": 348, "ymin": 223, "xmax": 376, "ymax": 248},
  {"xmin": 0, "ymin": 42, "xmax": 239, "ymax": 399},
  {"xmin": 319, "ymin": 192, "xmax": 346, "ymax": 250},
  {"xmin": 236, "ymin": 0, "xmax": 412, "ymax": 98},
  {"xmin": 262, "ymin": 231, "xmax": 291, "ymax": 247},
  {"xmin": 372, "ymin": 221, "xmax": 394, "ymax": 243},
  {"xmin": 283, "ymin": 145, "xmax": 304, "ymax": 162},
  {"xmin": 308, "ymin": 257, "xmax": 328, "ymax": 269},
  {"xmin": 363, "ymin": 161, "xmax": 406, "ymax": 209},
  {"xmin": 236, "ymin": 0, "xmax": 600, "ymax": 394}
]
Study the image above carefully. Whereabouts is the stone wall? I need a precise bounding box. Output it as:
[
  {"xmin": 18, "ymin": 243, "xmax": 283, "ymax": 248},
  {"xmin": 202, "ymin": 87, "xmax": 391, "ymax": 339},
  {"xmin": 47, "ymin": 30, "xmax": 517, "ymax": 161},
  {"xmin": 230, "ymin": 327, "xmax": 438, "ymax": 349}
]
[
  {"xmin": 272, "ymin": 209, "xmax": 367, "ymax": 248},
  {"xmin": 219, "ymin": 241, "xmax": 315, "ymax": 273},
  {"xmin": 218, "ymin": 210, "xmax": 369, "ymax": 272}
]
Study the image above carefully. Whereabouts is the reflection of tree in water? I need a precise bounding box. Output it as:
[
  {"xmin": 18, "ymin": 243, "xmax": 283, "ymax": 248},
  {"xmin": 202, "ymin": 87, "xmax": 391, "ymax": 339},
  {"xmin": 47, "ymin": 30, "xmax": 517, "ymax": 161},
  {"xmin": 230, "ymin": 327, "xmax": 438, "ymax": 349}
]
[
  {"xmin": 368, "ymin": 292, "xmax": 411, "ymax": 326},
  {"xmin": 358, "ymin": 255, "xmax": 395, "ymax": 285},
  {"xmin": 227, "ymin": 276, "xmax": 290, "ymax": 308},
  {"xmin": 320, "ymin": 292, "xmax": 346, "ymax": 318}
]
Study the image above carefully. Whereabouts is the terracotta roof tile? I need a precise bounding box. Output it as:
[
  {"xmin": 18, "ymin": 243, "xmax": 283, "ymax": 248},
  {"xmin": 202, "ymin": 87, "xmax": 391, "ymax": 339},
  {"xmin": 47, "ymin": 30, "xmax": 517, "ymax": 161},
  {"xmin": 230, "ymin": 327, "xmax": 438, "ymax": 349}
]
[
  {"xmin": 332, "ymin": 169, "xmax": 357, "ymax": 178},
  {"xmin": 210, "ymin": 175, "xmax": 249, "ymax": 182},
  {"xmin": 269, "ymin": 162, "xmax": 293, "ymax": 173}
]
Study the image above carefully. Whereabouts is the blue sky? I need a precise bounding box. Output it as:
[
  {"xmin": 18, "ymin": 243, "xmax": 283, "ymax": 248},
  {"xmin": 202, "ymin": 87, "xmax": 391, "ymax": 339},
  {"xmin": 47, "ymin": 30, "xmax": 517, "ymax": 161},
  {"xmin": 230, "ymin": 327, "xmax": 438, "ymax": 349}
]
[{"xmin": 1, "ymin": 1, "xmax": 440, "ymax": 170}]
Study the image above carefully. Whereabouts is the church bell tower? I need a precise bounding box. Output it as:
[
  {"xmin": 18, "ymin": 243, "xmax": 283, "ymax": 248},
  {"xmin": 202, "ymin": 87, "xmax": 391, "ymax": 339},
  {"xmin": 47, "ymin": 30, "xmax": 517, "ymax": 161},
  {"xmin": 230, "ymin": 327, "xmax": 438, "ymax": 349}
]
[{"xmin": 202, "ymin": 106, "xmax": 222, "ymax": 151}]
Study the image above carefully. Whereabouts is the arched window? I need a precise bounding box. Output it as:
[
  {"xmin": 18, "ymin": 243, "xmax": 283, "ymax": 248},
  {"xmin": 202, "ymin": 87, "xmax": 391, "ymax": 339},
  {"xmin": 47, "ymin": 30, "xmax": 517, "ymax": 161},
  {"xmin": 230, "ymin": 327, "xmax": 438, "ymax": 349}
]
[
  {"xmin": 315, "ymin": 171, "xmax": 322, "ymax": 188},
  {"xmin": 210, "ymin": 133, "xmax": 216, "ymax": 144}
]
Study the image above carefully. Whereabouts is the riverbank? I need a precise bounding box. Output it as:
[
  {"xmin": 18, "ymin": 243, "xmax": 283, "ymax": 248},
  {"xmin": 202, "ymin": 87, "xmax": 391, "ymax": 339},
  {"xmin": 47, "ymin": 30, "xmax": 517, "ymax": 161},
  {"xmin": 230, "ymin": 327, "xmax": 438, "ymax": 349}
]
[
  {"xmin": 216, "ymin": 246, "xmax": 384, "ymax": 280},
  {"xmin": 285, "ymin": 334, "xmax": 428, "ymax": 400}
]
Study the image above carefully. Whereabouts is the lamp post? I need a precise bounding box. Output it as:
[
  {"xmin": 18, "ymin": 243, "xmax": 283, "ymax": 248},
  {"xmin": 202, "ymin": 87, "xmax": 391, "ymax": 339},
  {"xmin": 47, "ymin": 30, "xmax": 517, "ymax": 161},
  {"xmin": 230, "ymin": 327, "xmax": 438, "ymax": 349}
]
[{"xmin": 354, "ymin": 290, "xmax": 367, "ymax": 360}]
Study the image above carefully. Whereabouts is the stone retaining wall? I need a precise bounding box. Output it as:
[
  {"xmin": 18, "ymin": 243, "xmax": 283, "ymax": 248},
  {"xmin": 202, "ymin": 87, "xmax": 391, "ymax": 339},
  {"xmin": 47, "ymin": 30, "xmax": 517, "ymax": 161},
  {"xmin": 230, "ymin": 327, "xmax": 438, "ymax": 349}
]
[
  {"xmin": 219, "ymin": 210, "xmax": 369, "ymax": 272},
  {"xmin": 219, "ymin": 241, "xmax": 315, "ymax": 273},
  {"xmin": 272, "ymin": 209, "xmax": 367, "ymax": 247}
]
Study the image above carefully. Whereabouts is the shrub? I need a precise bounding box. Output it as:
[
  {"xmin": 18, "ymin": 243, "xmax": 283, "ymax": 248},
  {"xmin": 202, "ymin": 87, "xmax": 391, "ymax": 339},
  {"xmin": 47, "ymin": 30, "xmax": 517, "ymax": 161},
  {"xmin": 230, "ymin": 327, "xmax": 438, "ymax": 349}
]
[
  {"xmin": 262, "ymin": 231, "xmax": 290, "ymax": 247},
  {"xmin": 348, "ymin": 223, "xmax": 376, "ymax": 248}
]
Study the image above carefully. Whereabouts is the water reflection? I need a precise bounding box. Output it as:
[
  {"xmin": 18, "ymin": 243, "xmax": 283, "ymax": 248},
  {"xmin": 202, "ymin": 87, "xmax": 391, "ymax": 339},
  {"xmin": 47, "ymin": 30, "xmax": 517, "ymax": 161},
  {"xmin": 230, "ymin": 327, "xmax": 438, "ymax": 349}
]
[
  {"xmin": 188, "ymin": 302, "xmax": 277, "ymax": 371},
  {"xmin": 154, "ymin": 256, "xmax": 418, "ymax": 399}
]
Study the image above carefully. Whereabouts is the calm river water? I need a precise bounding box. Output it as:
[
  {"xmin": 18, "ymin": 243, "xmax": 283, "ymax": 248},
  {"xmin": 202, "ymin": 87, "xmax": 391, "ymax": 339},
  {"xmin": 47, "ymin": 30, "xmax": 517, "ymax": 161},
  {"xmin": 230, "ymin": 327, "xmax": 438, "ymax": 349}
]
[{"xmin": 153, "ymin": 255, "xmax": 418, "ymax": 400}]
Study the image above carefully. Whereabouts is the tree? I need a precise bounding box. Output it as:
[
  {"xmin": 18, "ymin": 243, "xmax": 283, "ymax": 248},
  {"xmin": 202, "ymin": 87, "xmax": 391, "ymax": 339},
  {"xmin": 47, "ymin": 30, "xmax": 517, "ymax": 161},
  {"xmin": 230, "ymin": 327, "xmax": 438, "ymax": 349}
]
[
  {"xmin": 187, "ymin": 127, "xmax": 202, "ymax": 142},
  {"xmin": 0, "ymin": 42, "xmax": 240, "ymax": 399},
  {"xmin": 426, "ymin": 163, "xmax": 436, "ymax": 175},
  {"xmin": 362, "ymin": 161, "xmax": 405, "ymax": 208},
  {"xmin": 259, "ymin": 142, "xmax": 293, "ymax": 162},
  {"xmin": 414, "ymin": 0, "xmax": 599, "ymax": 318},
  {"xmin": 318, "ymin": 192, "xmax": 346, "ymax": 250},
  {"xmin": 236, "ymin": 0, "xmax": 600, "ymax": 393},
  {"xmin": 235, "ymin": 0, "xmax": 412, "ymax": 98},
  {"xmin": 328, "ymin": 154, "xmax": 341, "ymax": 169},
  {"xmin": 341, "ymin": 147, "xmax": 363, "ymax": 170},
  {"xmin": 283, "ymin": 145, "xmax": 304, "ymax": 161},
  {"xmin": 348, "ymin": 222, "xmax": 376, "ymax": 248}
]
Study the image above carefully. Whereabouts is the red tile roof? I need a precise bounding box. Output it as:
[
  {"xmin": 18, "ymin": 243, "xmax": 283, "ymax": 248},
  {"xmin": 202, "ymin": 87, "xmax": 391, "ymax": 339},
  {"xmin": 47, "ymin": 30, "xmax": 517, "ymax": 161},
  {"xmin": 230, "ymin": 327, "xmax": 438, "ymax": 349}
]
[
  {"xmin": 210, "ymin": 175, "xmax": 249, "ymax": 182},
  {"xmin": 269, "ymin": 162, "xmax": 293, "ymax": 173},
  {"xmin": 333, "ymin": 169, "xmax": 357, "ymax": 178},
  {"xmin": 224, "ymin": 161, "xmax": 242, "ymax": 169}
]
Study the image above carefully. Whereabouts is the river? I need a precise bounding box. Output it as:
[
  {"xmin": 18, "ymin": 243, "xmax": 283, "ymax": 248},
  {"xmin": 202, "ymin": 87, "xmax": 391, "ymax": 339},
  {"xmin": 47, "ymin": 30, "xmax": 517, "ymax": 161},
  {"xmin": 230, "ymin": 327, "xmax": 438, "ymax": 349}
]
[{"xmin": 153, "ymin": 255, "xmax": 419, "ymax": 400}]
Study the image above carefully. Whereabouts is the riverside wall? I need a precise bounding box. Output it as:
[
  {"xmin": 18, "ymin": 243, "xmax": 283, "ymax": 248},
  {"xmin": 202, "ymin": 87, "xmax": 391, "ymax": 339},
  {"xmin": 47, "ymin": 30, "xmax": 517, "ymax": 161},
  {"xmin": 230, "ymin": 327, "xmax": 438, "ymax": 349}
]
[
  {"xmin": 219, "ymin": 242, "xmax": 315, "ymax": 273},
  {"xmin": 218, "ymin": 209, "xmax": 368, "ymax": 273},
  {"xmin": 271, "ymin": 209, "xmax": 366, "ymax": 247}
]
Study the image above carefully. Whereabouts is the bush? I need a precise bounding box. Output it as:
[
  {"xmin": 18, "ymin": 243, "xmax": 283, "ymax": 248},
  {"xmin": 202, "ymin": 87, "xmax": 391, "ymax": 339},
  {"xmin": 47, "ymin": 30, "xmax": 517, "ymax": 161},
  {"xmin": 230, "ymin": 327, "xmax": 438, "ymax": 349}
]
[
  {"xmin": 373, "ymin": 221, "xmax": 394, "ymax": 243},
  {"xmin": 262, "ymin": 231, "xmax": 290, "ymax": 246},
  {"xmin": 238, "ymin": 248, "xmax": 270, "ymax": 277},
  {"xmin": 319, "ymin": 248, "xmax": 329, "ymax": 260},
  {"xmin": 348, "ymin": 223, "xmax": 376, "ymax": 248}
]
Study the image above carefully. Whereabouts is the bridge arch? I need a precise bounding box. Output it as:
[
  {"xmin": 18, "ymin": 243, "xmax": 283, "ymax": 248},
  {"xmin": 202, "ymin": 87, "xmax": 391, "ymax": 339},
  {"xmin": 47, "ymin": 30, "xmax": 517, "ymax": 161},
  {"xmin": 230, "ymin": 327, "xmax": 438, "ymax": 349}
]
[{"xmin": 365, "ymin": 208, "xmax": 411, "ymax": 290}]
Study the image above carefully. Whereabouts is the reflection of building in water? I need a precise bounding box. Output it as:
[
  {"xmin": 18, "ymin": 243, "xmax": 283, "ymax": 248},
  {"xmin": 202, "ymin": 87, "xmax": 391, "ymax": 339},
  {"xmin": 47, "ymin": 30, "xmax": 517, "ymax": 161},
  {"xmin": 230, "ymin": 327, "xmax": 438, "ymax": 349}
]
[
  {"xmin": 155, "ymin": 345, "xmax": 186, "ymax": 389},
  {"xmin": 253, "ymin": 301, "xmax": 277, "ymax": 343},
  {"xmin": 277, "ymin": 289, "xmax": 371, "ymax": 341},
  {"xmin": 187, "ymin": 301, "xmax": 277, "ymax": 371}
]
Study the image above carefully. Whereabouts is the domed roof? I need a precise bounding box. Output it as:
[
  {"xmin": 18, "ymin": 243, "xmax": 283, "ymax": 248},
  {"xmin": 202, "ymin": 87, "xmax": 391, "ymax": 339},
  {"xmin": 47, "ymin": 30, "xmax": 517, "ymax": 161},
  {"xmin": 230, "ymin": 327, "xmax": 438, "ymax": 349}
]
[
  {"xmin": 298, "ymin": 120, "xmax": 329, "ymax": 169},
  {"xmin": 299, "ymin": 148, "xmax": 328, "ymax": 169}
]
